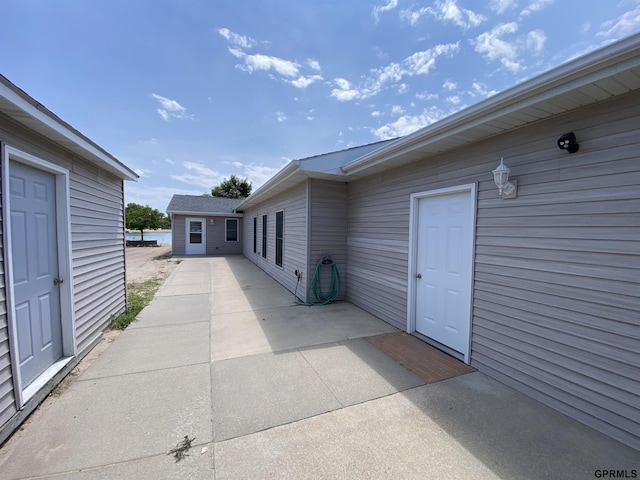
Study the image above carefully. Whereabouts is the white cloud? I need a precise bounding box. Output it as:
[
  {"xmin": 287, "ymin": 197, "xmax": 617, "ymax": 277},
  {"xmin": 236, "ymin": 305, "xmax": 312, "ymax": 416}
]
[
  {"xmin": 598, "ymin": 5, "xmax": 640, "ymax": 38},
  {"xmin": 474, "ymin": 22, "xmax": 521, "ymax": 72},
  {"xmin": 307, "ymin": 59, "xmax": 321, "ymax": 71},
  {"xmin": 331, "ymin": 78, "xmax": 362, "ymax": 101},
  {"xmin": 368, "ymin": 43, "xmax": 460, "ymax": 95},
  {"xmin": 151, "ymin": 93, "xmax": 192, "ymax": 121},
  {"xmin": 520, "ymin": 0, "xmax": 554, "ymax": 17},
  {"xmin": 372, "ymin": 107, "xmax": 448, "ymax": 139},
  {"xmin": 371, "ymin": 111, "xmax": 381, "ymax": 117},
  {"xmin": 218, "ymin": 28, "xmax": 258, "ymax": 49},
  {"xmin": 372, "ymin": 0, "xmax": 398, "ymax": 23},
  {"xmin": 489, "ymin": 0, "xmax": 516, "ymax": 14},
  {"xmin": 403, "ymin": 0, "xmax": 486, "ymax": 29},
  {"xmin": 142, "ymin": 137, "xmax": 158, "ymax": 145},
  {"xmin": 400, "ymin": 7, "xmax": 429, "ymax": 26},
  {"xmin": 165, "ymin": 158, "xmax": 175, "ymax": 165},
  {"xmin": 446, "ymin": 95, "xmax": 462, "ymax": 105},
  {"xmin": 172, "ymin": 162, "xmax": 223, "ymax": 189},
  {"xmin": 235, "ymin": 159, "xmax": 292, "ymax": 190},
  {"xmin": 474, "ymin": 23, "xmax": 549, "ymax": 72},
  {"xmin": 470, "ymin": 81, "xmax": 499, "ymax": 97},
  {"xmin": 526, "ymin": 29, "xmax": 546, "ymax": 54},
  {"xmin": 391, "ymin": 105, "xmax": 405, "ymax": 115},
  {"xmin": 226, "ymin": 46, "xmax": 325, "ymax": 90},
  {"xmin": 443, "ymin": 80, "xmax": 457, "ymax": 90},
  {"xmin": 276, "ymin": 111, "xmax": 287, "ymax": 122},
  {"xmin": 290, "ymin": 74, "xmax": 323, "ymax": 89},
  {"xmin": 331, "ymin": 43, "xmax": 459, "ymax": 102},
  {"xmin": 234, "ymin": 51, "xmax": 301, "ymax": 77},
  {"xmin": 416, "ymin": 91, "xmax": 439, "ymax": 101}
]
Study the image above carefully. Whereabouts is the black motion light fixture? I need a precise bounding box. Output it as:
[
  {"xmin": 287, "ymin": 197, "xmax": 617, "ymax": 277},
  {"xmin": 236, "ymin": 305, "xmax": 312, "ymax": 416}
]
[{"xmin": 557, "ymin": 132, "xmax": 579, "ymax": 153}]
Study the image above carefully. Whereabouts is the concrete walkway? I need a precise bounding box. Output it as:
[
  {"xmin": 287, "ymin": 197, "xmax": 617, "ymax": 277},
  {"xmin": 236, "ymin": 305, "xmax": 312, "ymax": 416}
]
[{"xmin": 1, "ymin": 256, "xmax": 638, "ymax": 479}]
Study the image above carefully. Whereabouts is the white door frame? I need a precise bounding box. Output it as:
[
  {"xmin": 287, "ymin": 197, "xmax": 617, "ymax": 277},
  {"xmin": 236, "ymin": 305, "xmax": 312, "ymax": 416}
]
[
  {"xmin": 2, "ymin": 146, "xmax": 76, "ymax": 406},
  {"xmin": 407, "ymin": 183, "xmax": 477, "ymax": 363},
  {"xmin": 185, "ymin": 217, "xmax": 206, "ymax": 255}
]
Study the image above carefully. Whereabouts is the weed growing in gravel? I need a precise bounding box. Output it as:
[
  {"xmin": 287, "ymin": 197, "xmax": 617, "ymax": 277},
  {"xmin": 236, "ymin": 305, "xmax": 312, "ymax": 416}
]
[{"xmin": 110, "ymin": 278, "xmax": 162, "ymax": 330}]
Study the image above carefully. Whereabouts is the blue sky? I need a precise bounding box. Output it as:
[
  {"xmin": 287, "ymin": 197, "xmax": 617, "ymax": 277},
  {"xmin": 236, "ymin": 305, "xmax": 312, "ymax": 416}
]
[{"xmin": 2, "ymin": 0, "xmax": 640, "ymax": 212}]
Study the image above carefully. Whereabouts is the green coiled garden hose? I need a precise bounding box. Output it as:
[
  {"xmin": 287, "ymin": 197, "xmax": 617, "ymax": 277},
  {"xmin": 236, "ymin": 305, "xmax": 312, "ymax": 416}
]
[{"xmin": 294, "ymin": 254, "xmax": 341, "ymax": 305}]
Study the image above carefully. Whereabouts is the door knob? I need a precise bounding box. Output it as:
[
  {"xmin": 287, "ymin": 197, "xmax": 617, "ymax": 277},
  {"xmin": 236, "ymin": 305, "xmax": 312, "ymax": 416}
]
[
  {"xmin": 416, "ymin": 273, "xmax": 422, "ymax": 279},
  {"xmin": 53, "ymin": 278, "xmax": 64, "ymax": 286}
]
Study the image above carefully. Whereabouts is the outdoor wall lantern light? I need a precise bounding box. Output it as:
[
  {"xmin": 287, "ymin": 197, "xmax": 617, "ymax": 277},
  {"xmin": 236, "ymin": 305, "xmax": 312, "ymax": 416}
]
[
  {"xmin": 492, "ymin": 157, "xmax": 518, "ymax": 199},
  {"xmin": 557, "ymin": 132, "xmax": 579, "ymax": 153}
]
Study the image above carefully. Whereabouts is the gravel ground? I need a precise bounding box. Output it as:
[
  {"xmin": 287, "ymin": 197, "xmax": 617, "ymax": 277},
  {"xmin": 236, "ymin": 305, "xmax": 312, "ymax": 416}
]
[{"xmin": 125, "ymin": 244, "xmax": 178, "ymax": 283}]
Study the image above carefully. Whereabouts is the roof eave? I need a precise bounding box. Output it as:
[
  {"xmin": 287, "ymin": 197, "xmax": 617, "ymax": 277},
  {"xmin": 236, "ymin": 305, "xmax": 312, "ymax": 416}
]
[
  {"xmin": 168, "ymin": 210, "xmax": 243, "ymax": 217},
  {"xmin": 341, "ymin": 33, "xmax": 640, "ymax": 176}
]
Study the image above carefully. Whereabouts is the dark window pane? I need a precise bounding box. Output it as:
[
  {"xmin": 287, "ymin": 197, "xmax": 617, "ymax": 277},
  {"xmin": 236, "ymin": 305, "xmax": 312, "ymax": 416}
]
[{"xmin": 275, "ymin": 211, "xmax": 283, "ymax": 267}]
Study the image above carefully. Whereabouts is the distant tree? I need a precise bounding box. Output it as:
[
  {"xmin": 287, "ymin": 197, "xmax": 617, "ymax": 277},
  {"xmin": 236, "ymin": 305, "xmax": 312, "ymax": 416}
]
[
  {"xmin": 125, "ymin": 203, "xmax": 165, "ymax": 240},
  {"xmin": 161, "ymin": 214, "xmax": 172, "ymax": 229},
  {"xmin": 211, "ymin": 175, "xmax": 252, "ymax": 198}
]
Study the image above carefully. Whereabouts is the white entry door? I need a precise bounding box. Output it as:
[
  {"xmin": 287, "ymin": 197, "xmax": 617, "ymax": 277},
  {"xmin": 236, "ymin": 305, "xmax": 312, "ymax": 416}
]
[
  {"xmin": 10, "ymin": 161, "xmax": 63, "ymax": 388},
  {"xmin": 413, "ymin": 187, "xmax": 474, "ymax": 358},
  {"xmin": 185, "ymin": 217, "xmax": 206, "ymax": 254}
]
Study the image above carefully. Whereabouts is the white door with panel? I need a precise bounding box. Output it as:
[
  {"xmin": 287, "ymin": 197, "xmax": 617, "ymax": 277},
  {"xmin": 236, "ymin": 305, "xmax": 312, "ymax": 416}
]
[
  {"xmin": 10, "ymin": 160, "xmax": 63, "ymax": 388},
  {"xmin": 185, "ymin": 217, "xmax": 206, "ymax": 254},
  {"xmin": 414, "ymin": 189, "xmax": 473, "ymax": 356}
]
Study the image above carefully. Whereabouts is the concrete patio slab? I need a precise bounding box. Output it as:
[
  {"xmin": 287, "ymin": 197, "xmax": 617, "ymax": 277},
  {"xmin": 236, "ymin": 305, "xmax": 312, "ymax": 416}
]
[
  {"xmin": 82, "ymin": 322, "xmax": 210, "ymax": 379},
  {"xmin": 300, "ymin": 339, "xmax": 425, "ymax": 406},
  {"xmin": 129, "ymin": 293, "xmax": 211, "ymax": 328},
  {"xmin": 156, "ymin": 281, "xmax": 212, "ymax": 296},
  {"xmin": 211, "ymin": 285, "xmax": 296, "ymax": 313},
  {"xmin": 158, "ymin": 272, "xmax": 210, "ymax": 288},
  {"xmin": 214, "ymin": 372, "xmax": 640, "ymax": 480},
  {"xmin": 314, "ymin": 302, "xmax": 398, "ymax": 338},
  {"xmin": 0, "ymin": 364, "xmax": 212, "ymax": 479},
  {"xmin": 211, "ymin": 350, "xmax": 342, "ymax": 442},
  {"xmin": 210, "ymin": 305, "xmax": 346, "ymax": 361},
  {"xmin": 29, "ymin": 444, "xmax": 214, "ymax": 480},
  {"xmin": 3, "ymin": 256, "xmax": 638, "ymax": 480}
]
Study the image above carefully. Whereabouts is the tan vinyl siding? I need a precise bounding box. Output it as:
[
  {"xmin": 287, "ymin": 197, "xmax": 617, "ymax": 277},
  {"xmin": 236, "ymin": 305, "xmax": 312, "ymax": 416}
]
[
  {"xmin": 347, "ymin": 90, "xmax": 640, "ymax": 449},
  {"xmin": 206, "ymin": 217, "xmax": 242, "ymax": 255},
  {"xmin": 242, "ymin": 181, "xmax": 308, "ymax": 301},
  {"xmin": 171, "ymin": 216, "xmax": 186, "ymax": 255},
  {"xmin": 171, "ymin": 215, "xmax": 242, "ymax": 255},
  {"xmin": 70, "ymin": 165, "xmax": 126, "ymax": 351},
  {"xmin": 308, "ymin": 179, "xmax": 347, "ymax": 301}
]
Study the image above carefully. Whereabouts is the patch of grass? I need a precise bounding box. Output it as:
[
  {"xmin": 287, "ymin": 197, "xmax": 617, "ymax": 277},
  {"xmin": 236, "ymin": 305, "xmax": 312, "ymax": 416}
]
[{"xmin": 110, "ymin": 278, "xmax": 163, "ymax": 330}]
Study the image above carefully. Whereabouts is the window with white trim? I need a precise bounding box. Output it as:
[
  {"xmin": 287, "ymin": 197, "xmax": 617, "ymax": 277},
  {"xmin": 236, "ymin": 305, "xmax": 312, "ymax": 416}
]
[
  {"xmin": 225, "ymin": 218, "xmax": 238, "ymax": 242},
  {"xmin": 275, "ymin": 210, "xmax": 283, "ymax": 267},
  {"xmin": 253, "ymin": 217, "xmax": 257, "ymax": 253},
  {"xmin": 262, "ymin": 214, "xmax": 267, "ymax": 258}
]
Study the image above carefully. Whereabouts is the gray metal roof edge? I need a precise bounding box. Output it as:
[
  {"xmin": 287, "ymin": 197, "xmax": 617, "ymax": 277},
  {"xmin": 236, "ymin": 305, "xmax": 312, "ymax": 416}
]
[
  {"xmin": 341, "ymin": 32, "xmax": 640, "ymax": 175},
  {"xmin": 0, "ymin": 74, "xmax": 138, "ymax": 181}
]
